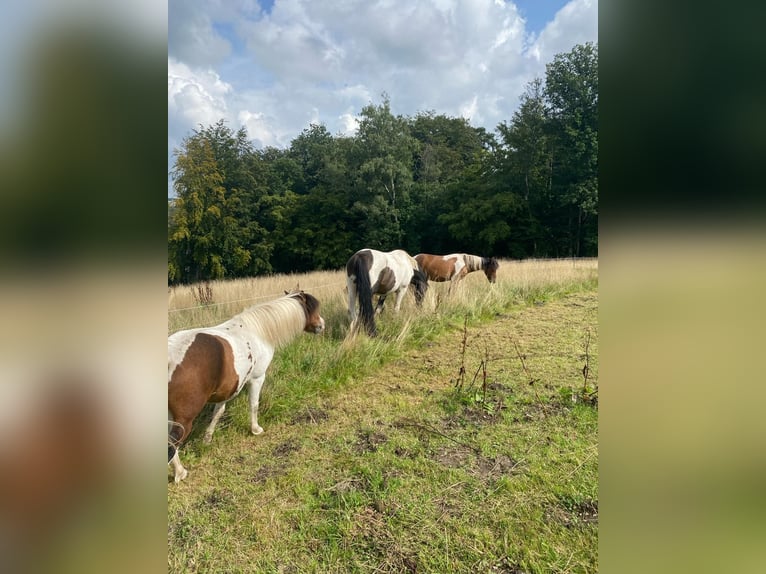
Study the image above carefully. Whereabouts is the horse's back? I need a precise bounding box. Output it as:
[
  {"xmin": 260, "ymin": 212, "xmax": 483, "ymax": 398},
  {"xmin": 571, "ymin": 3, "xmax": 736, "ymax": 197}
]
[{"xmin": 416, "ymin": 252, "xmax": 458, "ymax": 282}]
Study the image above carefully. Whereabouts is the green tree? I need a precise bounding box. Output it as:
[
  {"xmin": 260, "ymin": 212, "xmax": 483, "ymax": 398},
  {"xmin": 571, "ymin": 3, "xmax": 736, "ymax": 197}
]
[
  {"xmin": 438, "ymin": 148, "xmax": 527, "ymax": 255},
  {"xmin": 274, "ymin": 130, "xmax": 356, "ymax": 271},
  {"xmin": 408, "ymin": 112, "xmax": 492, "ymax": 253},
  {"xmin": 352, "ymin": 95, "xmax": 418, "ymax": 249},
  {"xmin": 544, "ymin": 42, "xmax": 598, "ymax": 256},
  {"xmin": 496, "ymin": 78, "xmax": 552, "ymax": 255},
  {"xmin": 168, "ymin": 135, "xmax": 249, "ymax": 283}
]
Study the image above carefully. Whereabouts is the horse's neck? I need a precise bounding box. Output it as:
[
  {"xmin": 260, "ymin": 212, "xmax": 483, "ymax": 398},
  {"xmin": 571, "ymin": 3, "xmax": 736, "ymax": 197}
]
[
  {"xmin": 463, "ymin": 254, "xmax": 482, "ymax": 272},
  {"xmin": 228, "ymin": 299, "xmax": 304, "ymax": 348}
]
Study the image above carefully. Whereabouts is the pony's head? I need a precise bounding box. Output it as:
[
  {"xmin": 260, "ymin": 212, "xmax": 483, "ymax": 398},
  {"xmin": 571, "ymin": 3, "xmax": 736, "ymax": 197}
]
[
  {"xmin": 286, "ymin": 290, "xmax": 326, "ymax": 334},
  {"xmin": 410, "ymin": 269, "xmax": 429, "ymax": 306},
  {"xmin": 482, "ymin": 257, "xmax": 500, "ymax": 283}
]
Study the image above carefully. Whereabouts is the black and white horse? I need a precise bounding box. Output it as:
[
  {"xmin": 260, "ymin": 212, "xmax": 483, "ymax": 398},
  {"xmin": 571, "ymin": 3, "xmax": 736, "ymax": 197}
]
[{"xmin": 346, "ymin": 248, "xmax": 428, "ymax": 337}]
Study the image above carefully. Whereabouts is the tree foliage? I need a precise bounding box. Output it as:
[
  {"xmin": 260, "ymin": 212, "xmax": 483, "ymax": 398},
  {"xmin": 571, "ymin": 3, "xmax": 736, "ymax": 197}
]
[{"xmin": 168, "ymin": 44, "xmax": 598, "ymax": 283}]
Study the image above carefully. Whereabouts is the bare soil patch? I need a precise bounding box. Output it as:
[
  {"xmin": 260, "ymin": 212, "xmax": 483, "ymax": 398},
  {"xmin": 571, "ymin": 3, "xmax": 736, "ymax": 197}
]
[{"xmin": 288, "ymin": 405, "xmax": 329, "ymax": 425}]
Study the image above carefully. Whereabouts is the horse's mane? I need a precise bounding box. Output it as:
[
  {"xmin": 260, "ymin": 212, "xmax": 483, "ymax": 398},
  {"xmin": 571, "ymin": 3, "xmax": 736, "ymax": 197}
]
[
  {"xmin": 462, "ymin": 254, "xmax": 484, "ymax": 272},
  {"xmin": 226, "ymin": 294, "xmax": 306, "ymax": 347}
]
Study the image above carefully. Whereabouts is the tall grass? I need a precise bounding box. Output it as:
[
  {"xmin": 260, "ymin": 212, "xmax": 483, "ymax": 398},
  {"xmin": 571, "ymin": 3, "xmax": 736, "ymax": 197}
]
[
  {"xmin": 168, "ymin": 258, "xmax": 597, "ymax": 334},
  {"xmin": 168, "ymin": 258, "xmax": 597, "ymax": 437}
]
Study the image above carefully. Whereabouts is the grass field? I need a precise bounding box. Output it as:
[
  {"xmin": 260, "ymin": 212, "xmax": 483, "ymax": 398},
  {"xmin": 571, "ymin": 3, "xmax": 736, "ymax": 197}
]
[{"xmin": 168, "ymin": 259, "xmax": 598, "ymax": 573}]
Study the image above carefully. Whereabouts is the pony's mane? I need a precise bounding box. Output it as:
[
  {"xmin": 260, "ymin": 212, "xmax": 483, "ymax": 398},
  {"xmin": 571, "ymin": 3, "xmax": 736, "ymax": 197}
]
[
  {"xmin": 463, "ymin": 254, "xmax": 484, "ymax": 272},
  {"xmin": 226, "ymin": 293, "xmax": 306, "ymax": 347}
]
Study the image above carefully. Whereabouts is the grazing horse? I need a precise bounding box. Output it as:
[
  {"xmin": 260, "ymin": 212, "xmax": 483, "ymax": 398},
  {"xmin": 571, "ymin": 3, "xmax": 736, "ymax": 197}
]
[
  {"xmin": 167, "ymin": 290, "xmax": 325, "ymax": 482},
  {"xmin": 346, "ymin": 248, "xmax": 428, "ymax": 337},
  {"xmin": 415, "ymin": 253, "xmax": 499, "ymax": 288}
]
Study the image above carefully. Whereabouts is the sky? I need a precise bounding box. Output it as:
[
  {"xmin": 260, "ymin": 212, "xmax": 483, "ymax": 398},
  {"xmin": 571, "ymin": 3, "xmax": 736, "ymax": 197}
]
[{"xmin": 168, "ymin": 0, "xmax": 597, "ymax": 193}]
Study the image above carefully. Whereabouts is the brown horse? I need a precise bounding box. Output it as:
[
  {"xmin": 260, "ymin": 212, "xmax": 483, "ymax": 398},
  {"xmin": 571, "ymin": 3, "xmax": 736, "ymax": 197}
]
[
  {"xmin": 415, "ymin": 253, "xmax": 499, "ymax": 288},
  {"xmin": 167, "ymin": 290, "xmax": 325, "ymax": 482}
]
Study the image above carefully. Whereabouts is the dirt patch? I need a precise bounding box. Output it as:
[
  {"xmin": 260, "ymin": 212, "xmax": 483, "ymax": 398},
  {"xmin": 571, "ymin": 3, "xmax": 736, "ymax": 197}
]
[
  {"xmin": 463, "ymin": 400, "xmax": 506, "ymax": 424},
  {"xmin": 434, "ymin": 445, "xmax": 473, "ymax": 469},
  {"xmin": 272, "ymin": 439, "xmax": 300, "ymax": 457},
  {"xmin": 473, "ymin": 453, "xmax": 523, "ymax": 479},
  {"xmin": 349, "ymin": 506, "xmax": 419, "ymax": 573},
  {"xmin": 289, "ymin": 406, "xmax": 329, "ymax": 425},
  {"xmin": 434, "ymin": 446, "xmax": 521, "ymax": 480},
  {"xmin": 545, "ymin": 498, "xmax": 598, "ymax": 528},
  {"xmin": 571, "ymin": 499, "xmax": 598, "ymax": 523},
  {"xmin": 193, "ymin": 488, "xmax": 233, "ymax": 511},
  {"xmin": 355, "ymin": 428, "xmax": 388, "ymax": 453},
  {"xmin": 521, "ymin": 400, "xmax": 571, "ymax": 421},
  {"xmin": 249, "ymin": 464, "xmax": 287, "ymax": 484}
]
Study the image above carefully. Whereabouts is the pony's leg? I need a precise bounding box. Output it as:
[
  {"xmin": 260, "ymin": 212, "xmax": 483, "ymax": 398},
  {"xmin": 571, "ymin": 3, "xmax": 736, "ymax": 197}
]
[
  {"xmin": 203, "ymin": 402, "xmax": 226, "ymax": 444},
  {"xmin": 375, "ymin": 294, "xmax": 387, "ymax": 315},
  {"xmin": 347, "ymin": 279, "xmax": 357, "ymax": 322},
  {"xmin": 393, "ymin": 287, "xmax": 407, "ymax": 312},
  {"xmin": 170, "ymin": 451, "xmax": 188, "ymax": 483},
  {"xmin": 248, "ymin": 374, "xmax": 267, "ymax": 435}
]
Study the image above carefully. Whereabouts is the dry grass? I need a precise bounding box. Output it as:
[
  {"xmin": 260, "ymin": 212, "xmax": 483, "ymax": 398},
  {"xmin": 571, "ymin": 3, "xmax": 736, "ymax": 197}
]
[{"xmin": 168, "ymin": 258, "xmax": 597, "ymax": 335}]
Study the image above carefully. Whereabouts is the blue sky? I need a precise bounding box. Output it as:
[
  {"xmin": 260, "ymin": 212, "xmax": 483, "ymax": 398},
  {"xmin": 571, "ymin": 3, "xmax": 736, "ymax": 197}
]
[{"xmin": 168, "ymin": 0, "xmax": 597, "ymax": 194}]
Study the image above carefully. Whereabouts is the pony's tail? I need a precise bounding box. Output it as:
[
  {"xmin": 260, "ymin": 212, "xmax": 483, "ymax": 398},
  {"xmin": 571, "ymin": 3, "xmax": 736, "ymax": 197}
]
[
  {"xmin": 352, "ymin": 256, "xmax": 377, "ymax": 337},
  {"xmin": 411, "ymin": 269, "xmax": 429, "ymax": 306}
]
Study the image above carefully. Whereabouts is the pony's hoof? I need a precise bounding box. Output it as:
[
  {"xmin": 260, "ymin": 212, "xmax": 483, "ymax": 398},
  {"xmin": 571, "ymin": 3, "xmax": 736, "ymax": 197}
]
[
  {"xmin": 174, "ymin": 468, "xmax": 188, "ymax": 483},
  {"xmin": 203, "ymin": 433, "xmax": 213, "ymax": 444},
  {"xmin": 251, "ymin": 425, "xmax": 264, "ymax": 435}
]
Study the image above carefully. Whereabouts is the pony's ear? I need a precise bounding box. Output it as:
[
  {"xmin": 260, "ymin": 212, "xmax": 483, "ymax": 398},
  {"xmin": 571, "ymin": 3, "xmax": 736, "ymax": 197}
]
[{"xmin": 284, "ymin": 290, "xmax": 289, "ymax": 295}]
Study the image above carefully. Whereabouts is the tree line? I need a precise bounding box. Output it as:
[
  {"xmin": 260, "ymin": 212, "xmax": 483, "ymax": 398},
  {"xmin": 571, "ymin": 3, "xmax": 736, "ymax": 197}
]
[{"xmin": 168, "ymin": 43, "xmax": 597, "ymax": 284}]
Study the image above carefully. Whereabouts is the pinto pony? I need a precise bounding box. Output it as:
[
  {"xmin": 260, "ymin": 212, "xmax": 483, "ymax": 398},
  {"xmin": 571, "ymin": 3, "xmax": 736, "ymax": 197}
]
[
  {"xmin": 415, "ymin": 253, "xmax": 499, "ymax": 288},
  {"xmin": 167, "ymin": 290, "xmax": 325, "ymax": 482},
  {"xmin": 346, "ymin": 248, "xmax": 428, "ymax": 337}
]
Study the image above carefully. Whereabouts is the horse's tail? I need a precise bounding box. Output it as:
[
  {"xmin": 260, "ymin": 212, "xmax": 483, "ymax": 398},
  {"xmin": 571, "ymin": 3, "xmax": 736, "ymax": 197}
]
[
  {"xmin": 350, "ymin": 254, "xmax": 377, "ymax": 336},
  {"xmin": 410, "ymin": 268, "xmax": 429, "ymax": 306}
]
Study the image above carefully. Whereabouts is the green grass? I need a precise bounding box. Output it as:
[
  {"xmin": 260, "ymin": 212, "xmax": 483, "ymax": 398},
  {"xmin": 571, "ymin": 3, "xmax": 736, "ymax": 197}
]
[{"xmin": 169, "ymin": 265, "xmax": 598, "ymax": 573}]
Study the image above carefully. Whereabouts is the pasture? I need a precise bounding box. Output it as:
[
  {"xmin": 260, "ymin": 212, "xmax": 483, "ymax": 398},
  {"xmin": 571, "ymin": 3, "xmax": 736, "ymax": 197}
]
[{"xmin": 168, "ymin": 258, "xmax": 598, "ymax": 573}]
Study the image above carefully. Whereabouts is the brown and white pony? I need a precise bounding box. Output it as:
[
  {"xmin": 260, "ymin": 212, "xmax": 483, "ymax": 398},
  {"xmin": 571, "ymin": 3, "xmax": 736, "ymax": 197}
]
[
  {"xmin": 346, "ymin": 248, "xmax": 428, "ymax": 337},
  {"xmin": 415, "ymin": 253, "xmax": 499, "ymax": 289},
  {"xmin": 167, "ymin": 290, "xmax": 325, "ymax": 482}
]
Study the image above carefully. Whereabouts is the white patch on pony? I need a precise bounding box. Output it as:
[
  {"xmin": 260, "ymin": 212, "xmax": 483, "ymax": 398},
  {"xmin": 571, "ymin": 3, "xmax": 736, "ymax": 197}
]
[{"xmin": 444, "ymin": 254, "xmax": 467, "ymax": 280}]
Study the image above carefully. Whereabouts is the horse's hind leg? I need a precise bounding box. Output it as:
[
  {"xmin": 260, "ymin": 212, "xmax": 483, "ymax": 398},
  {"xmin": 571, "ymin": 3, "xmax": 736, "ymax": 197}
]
[
  {"xmin": 203, "ymin": 402, "xmax": 226, "ymax": 444},
  {"xmin": 347, "ymin": 279, "xmax": 358, "ymax": 322},
  {"xmin": 393, "ymin": 287, "xmax": 407, "ymax": 312},
  {"xmin": 248, "ymin": 374, "xmax": 267, "ymax": 435},
  {"xmin": 375, "ymin": 294, "xmax": 387, "ymax": 315}
]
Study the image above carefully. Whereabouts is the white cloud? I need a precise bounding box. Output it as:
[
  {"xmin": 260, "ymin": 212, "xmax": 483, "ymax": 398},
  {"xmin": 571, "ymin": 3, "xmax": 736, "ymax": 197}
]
[
  {"xmin": 237, "ymin": 110, "xmax": 280, "ymax": 147},
  {"xmin": 168, "ymin": 0, "xmax": 598, "ymax": 194},
  {"xmin": 168, "ymin": 58, "xmax": 232, "ymax": 128},
  {"xmin": 527, "ymin": 0, "xmax": 598, "ymax": 64},
  {"xmin": 338, "ymin": 112, "xmax": 360, "ymax": 136},
  {"xmin": 459, "ymin": 95, "xmax": 480, "ymax": 122},
  {"xmin": 168, "ymin": 0, "xmax": 232, "ymax": 67}
]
